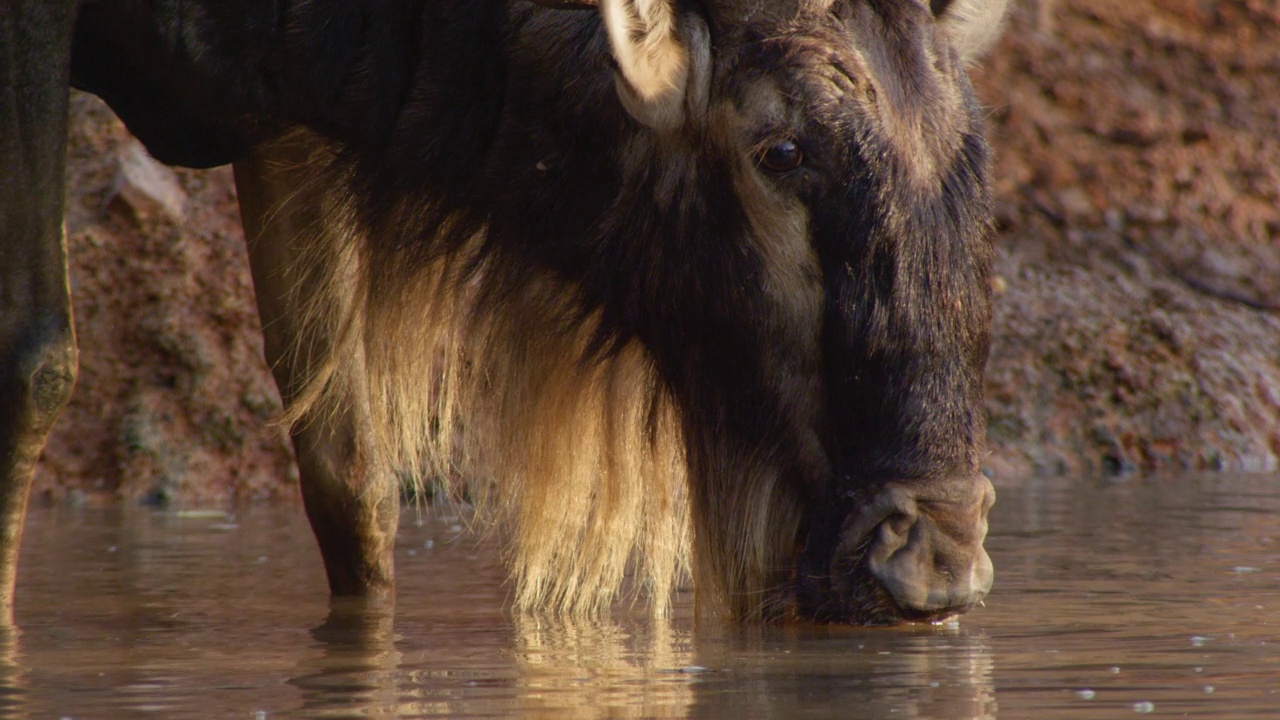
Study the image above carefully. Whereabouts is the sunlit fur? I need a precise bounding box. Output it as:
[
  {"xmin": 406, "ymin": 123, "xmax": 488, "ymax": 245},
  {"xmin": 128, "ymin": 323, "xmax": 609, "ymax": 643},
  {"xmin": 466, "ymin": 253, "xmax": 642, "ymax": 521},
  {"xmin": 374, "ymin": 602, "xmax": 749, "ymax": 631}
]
[
  {"xmin": 276, "ymin": 132, "xmax": 816, "ymax": 619},
  {"xmin": 278, "ymin": 140, "xmax": 690, "ymax": 616}
]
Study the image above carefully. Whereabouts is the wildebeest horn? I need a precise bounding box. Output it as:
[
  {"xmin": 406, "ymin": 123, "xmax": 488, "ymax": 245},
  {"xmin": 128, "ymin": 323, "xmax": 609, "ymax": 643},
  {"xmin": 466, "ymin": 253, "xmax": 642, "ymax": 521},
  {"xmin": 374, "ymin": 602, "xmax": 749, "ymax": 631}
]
[{"xmin": 526, "ymin": 0, "xmax": 598, "ymax": 9}]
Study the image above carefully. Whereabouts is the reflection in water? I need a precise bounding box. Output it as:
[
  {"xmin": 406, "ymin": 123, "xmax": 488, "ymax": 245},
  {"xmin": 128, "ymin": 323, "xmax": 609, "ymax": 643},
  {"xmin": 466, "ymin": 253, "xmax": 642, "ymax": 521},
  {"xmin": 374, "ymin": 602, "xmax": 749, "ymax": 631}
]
[
  {"xmin": 289, "ymin": 600, "xmax": 401, "ymax": 718},
  {"xmin": 275, "ymin": 599, "xmax": 1000, "ymax": 719},
  {"xmin": 686, "ymin": 623, "xmax": 995, "ymax": 719},
  {"xmin": 3, "ymin": 473, "xmax": 1279, "ymax": 717},
  {"xmin": 512, "ymin": 613, "xmax": 695, "ymax": 717},
  {"xmin": 0, "ymin": 625, "xmax": 24, "ymax": 719}
]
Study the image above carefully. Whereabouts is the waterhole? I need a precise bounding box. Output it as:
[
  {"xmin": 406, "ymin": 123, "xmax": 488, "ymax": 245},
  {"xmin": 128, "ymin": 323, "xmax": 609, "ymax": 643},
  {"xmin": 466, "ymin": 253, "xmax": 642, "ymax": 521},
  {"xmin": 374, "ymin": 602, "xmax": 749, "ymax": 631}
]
[{"xmin": 9, "ymin": 472, "xmax": 1279, "ymax": 717}]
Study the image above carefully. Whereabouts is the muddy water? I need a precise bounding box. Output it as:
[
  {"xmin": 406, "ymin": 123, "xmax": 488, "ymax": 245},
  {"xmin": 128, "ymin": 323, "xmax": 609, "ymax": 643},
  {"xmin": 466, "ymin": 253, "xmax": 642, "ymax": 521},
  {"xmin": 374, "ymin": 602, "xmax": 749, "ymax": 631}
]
[{"xmin": 8, "ymin": 473, "xmax": 1280, "ymax": 718}]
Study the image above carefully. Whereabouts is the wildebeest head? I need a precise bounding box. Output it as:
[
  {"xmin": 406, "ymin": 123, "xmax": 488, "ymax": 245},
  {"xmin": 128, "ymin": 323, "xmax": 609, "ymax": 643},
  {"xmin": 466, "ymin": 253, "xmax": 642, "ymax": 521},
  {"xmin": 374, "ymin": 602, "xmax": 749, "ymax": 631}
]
[
  {"xmin": 574, "ymin": 0, "xmax": 1003, "ymax": 623},
  {"xmin": 338, "ymin": 0, "xmax": 1003, "ymax": 624}
]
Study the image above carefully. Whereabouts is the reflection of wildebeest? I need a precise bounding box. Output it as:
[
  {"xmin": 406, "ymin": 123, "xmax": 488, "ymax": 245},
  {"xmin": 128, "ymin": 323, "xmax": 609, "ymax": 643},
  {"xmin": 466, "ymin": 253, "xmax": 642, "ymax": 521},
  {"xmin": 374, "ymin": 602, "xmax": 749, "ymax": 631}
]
[{"xmin": 0, "ymin": 0, "xmax": 1005, "ymax": 623}]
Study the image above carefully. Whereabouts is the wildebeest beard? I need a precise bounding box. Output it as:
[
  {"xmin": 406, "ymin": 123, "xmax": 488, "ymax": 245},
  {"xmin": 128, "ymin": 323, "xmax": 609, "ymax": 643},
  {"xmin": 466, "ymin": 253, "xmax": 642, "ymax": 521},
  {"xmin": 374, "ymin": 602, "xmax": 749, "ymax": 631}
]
[{"xmin": 62, "ymin": 0, "xmax": 1004, "ymax": 622}]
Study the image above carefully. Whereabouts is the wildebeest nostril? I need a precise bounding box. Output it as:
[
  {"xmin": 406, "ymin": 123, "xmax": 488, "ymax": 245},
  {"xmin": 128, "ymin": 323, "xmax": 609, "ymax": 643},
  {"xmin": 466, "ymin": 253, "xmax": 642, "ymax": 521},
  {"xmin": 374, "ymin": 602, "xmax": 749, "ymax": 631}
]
[
  {"xmin": 873, "ymin": 509, "xmax": 918, "ymax": 557},
  {"xmin": 862, "ymin": 482, "xmax": 994, "ymax": 615},
  {"xmin": 884, "ymin": 510, "xmax": 915, "ymax": 536}
]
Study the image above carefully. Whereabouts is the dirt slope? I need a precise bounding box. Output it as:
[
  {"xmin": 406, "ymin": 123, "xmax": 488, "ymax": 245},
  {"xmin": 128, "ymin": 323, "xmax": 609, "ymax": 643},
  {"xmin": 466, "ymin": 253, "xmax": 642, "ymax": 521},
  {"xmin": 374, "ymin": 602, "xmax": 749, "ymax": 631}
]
[{"xmin": 976, "ymin": 0, "xmax": 1280, "ymax": 478}]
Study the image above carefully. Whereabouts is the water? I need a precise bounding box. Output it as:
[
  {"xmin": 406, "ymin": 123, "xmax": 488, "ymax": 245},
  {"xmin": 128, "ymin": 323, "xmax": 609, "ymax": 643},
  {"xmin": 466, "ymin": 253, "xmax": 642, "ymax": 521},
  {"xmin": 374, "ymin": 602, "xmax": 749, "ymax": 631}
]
[{"xmin": 7, "ymin": 473, "xmax": 1280, "ymax": 718}]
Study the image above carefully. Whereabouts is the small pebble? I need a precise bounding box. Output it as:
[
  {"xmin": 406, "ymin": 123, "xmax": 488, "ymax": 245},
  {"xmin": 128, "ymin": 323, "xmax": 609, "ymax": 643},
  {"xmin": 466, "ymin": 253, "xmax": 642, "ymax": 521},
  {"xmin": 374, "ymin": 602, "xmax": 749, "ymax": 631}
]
[
  {"xmin": 1104, "ymin": 207, "xmax": 1125, "ymax": 232},
  {"xmin": 1075, "ymin": 689, "xmax": 1096, "ymax": 700},
  {"xmin": 1132, "ymin": 701, "xmax": 1155, "ymax": 713}
]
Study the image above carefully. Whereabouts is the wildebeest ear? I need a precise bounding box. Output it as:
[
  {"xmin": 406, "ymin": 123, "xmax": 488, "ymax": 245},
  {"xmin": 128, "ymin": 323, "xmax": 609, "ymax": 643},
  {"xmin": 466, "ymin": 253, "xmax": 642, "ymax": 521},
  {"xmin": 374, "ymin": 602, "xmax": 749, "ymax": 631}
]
[
  {"xmin": 599, "ymin": 0, "xmax": 702, "ymax": 131},
  {"xmin": 932, "ymin": 0, "xmax": 1010, "ymax": 63}
]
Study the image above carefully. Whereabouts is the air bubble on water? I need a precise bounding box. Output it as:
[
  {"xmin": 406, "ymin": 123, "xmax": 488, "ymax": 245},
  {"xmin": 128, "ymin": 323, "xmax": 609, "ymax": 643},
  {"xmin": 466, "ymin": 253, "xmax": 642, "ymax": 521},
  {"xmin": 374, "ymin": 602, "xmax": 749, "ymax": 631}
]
[
  {"xmin": 1075, "ymin": 689, "xmax": 1096, "ymax": 700},
  {"xmin": 1204, "ymin": 685, "xmax": 1215, "ymax": 694},
  {"xmin": 1190, "ymin": 635, "xmax": 1209, "ymax": 647},
  {"xmin": 424, "ymin": 540, "xmax": 434, "ymax": 549},
  {"xmin": 1132, "ymin": 701, "xmax": 1155, "ymax": 713},
  {"xmin": 1233, "ymin": 566, "xmax": 1261, "ymax": 574},
  {"xmin": 1110, "ymin": 666, "xmax": 1121, "ymax": 674}
]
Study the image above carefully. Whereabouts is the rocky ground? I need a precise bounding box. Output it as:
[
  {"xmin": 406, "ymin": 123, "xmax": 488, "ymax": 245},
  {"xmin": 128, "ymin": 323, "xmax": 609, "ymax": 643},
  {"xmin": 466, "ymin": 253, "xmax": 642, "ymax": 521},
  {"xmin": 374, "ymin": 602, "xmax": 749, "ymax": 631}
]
[
  {"xmin": 44, "ymin": 97, "xmax": 296, "ymax": 506},
  {"xmin": 977, "ymin": 0, "xmax": 1280, "ymax": 479},
  {"xmin": 38, "ymin": 0, "xmax": 1280, "ymax": 505}
]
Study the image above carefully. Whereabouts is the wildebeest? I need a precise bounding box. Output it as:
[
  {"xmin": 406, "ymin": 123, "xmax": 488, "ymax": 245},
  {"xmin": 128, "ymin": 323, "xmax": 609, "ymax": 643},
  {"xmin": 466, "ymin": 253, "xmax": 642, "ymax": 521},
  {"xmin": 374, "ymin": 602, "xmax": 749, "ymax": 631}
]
[{"xmin": 0, "ymin": 0, "xmax": 1005, "ymax": 624}]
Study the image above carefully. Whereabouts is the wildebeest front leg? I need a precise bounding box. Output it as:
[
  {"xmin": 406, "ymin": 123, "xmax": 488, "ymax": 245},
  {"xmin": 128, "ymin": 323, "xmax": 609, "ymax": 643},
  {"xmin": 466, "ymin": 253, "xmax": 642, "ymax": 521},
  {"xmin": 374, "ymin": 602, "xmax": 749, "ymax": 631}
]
[
  {"xmin": 0, "ymin": 2, "xmax": 79, "ymax": 619},
  {"xmin": 234, "ymin": 134, "xmax": 398, "ymax": 601}
]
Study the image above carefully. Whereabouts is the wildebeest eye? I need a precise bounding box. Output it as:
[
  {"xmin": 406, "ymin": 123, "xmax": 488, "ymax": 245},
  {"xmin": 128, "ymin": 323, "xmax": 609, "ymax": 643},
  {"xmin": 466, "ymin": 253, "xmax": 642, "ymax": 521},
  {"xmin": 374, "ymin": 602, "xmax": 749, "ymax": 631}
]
[{"xmin": 758, "ymin": 139, "xmax": 804, "ymax": 172}]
